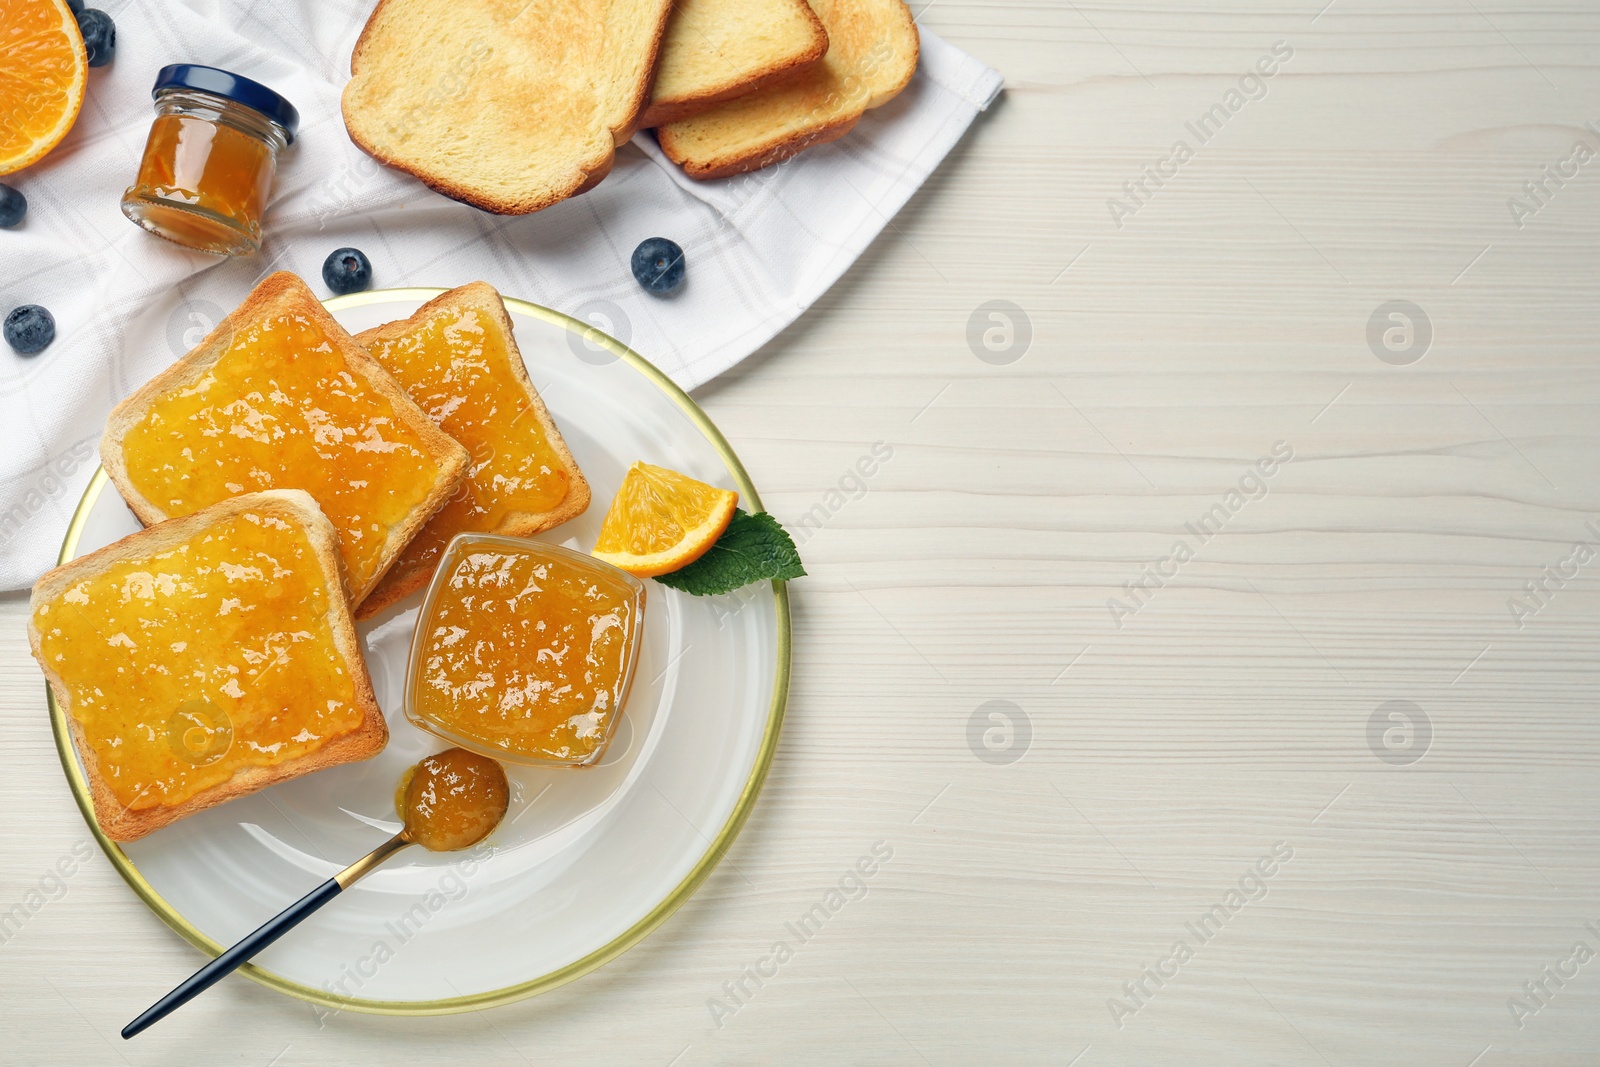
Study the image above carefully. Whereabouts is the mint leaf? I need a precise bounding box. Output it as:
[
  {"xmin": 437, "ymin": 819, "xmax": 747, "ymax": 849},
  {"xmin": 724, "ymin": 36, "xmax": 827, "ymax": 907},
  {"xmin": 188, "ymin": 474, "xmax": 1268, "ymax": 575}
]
[{"xmin": 654, "ymin": 510, "xmax": 805, "ymax": 596}]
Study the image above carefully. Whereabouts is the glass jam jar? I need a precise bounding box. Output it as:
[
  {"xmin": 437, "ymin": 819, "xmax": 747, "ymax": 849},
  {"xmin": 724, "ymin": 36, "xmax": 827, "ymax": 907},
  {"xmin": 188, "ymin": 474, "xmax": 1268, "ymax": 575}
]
[
  {"xmin": 405, "ymin": 534, "xmax": 646, "ymax": 768},
  {"xmin": 121, "ymin": 65, "xmax": 299, "ymax": 256}
]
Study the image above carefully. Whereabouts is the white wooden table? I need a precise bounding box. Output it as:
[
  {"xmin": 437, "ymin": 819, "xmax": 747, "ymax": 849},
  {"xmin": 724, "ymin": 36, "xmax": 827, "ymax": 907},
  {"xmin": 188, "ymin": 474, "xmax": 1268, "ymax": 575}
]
[{"xmin": 4, "ymin": 2, "xmax": 1599, "ymax": 1063}]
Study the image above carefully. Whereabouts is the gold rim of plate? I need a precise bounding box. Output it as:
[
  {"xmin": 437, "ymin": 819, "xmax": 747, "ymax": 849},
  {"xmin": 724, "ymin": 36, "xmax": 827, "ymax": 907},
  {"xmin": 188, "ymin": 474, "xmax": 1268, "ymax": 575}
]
[{"xmin": 45, "ymin": 289, "xmax": 793, "ymax": 1016}]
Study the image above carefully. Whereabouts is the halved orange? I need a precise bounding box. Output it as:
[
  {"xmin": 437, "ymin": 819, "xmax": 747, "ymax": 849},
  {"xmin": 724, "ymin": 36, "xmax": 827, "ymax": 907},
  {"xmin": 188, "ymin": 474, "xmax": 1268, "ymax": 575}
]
[
  {"xmin": 592, "ymin": 462, "xmax": 738, "ymax": 578},
  {"xmin": 0, "ymin": 0, "xmax": 88, "ymax": 175}
]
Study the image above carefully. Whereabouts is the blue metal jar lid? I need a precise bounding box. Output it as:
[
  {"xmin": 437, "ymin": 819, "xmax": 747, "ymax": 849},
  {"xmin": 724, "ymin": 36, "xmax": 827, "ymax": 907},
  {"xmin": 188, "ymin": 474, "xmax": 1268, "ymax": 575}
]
[{"xmin": 151, "ymin": 64, "xmax": 300, "ymax": 144}]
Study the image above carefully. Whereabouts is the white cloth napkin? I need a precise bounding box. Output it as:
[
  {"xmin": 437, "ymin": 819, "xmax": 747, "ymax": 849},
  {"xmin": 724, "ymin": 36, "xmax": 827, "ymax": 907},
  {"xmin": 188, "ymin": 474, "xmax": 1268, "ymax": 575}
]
[{"xmin": 0, "ymin": 0, "xmax": 1000, "ymax": 591}]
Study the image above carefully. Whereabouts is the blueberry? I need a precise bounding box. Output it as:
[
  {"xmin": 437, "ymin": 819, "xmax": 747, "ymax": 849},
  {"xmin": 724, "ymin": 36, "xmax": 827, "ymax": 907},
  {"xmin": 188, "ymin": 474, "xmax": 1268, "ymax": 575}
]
[
  {"xmin": 5, "ymin": 305, "xmax": 55, "ymax": 356},
  {"xmin": 76, "ymin": 9, "xmax": 115, "ymax": 68},
  {"xmin": 0, "ymin": 185, "xmax": 25, "ymax": 229},
  {"xmin": 631, "ymin": 237, "xmax": 685, "ymax": 296},
  {"xmin": 66, "ymin": 0, "xmax": 82, "ymax": 11},
  {"xmin": 322, "ymin": 248, "xmax": 373, "ymax": 295}
]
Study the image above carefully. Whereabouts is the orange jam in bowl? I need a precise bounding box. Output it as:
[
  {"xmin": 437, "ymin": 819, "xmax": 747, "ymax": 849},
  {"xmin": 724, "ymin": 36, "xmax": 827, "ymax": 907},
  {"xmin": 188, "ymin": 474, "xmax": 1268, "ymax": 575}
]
[
  {"xmin": 121, "ymin": 66, "xmax": 299, "ymax": 256},
  {"xmin": 406, "ymin": 535, "xmax": 645, "ymax": 767}
]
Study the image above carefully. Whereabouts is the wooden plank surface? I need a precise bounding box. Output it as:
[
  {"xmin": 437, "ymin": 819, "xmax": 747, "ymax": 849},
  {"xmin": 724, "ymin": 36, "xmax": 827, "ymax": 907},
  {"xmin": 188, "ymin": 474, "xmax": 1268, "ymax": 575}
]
[{"xmin": 4, "ymin": 1, "xmax": 1599, "ymax": 1063}]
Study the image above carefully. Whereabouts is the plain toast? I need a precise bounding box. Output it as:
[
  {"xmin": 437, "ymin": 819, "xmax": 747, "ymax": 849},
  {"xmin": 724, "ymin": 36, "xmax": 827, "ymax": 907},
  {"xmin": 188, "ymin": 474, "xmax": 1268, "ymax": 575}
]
[
  {"xmin": 640, "ymin": 0, "xmax": 829, "ymax": 127},
  {"xmin": 342, "ymin": 0, "xmax": 675, "ymax": 214},
  {"xmin": 656, "ymin": 0, "xmax": 918, "ymax": 179}
]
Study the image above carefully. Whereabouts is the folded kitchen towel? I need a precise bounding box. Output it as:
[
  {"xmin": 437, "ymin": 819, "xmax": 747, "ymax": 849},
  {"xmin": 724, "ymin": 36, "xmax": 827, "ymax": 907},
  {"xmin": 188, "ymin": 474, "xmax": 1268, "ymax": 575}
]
[{"xmin": 0, "ymin": 0, "xmax": 1000, "ymax": 591}]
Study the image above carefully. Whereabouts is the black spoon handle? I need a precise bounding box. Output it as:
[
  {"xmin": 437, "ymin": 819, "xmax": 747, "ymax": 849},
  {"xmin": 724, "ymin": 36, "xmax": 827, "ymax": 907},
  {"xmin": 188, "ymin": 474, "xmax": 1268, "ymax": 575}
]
[
  {"xmin": 121, "ymin": 876, "xmax": 341, "ymax": 1039},
  {"xmin": 122, "ymin": 833, "xmax": 411, "ymax": 1039}
]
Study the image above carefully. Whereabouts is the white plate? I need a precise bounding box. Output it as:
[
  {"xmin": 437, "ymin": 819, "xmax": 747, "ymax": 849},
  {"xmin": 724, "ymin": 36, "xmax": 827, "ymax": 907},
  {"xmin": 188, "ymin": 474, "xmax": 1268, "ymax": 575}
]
[{"xmin": 47, "ymin": 289, "xmax": 790, "ymax": 1015}]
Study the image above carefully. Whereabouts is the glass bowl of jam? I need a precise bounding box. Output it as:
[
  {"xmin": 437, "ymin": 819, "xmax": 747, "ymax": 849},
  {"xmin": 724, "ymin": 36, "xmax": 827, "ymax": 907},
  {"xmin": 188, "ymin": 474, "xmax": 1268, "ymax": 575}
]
[
  {"xmin": 406, "ymin": 533, "xmax": 647, "ymax": 768},
  {"xmin": 121, "ymin": 65, "xmax": 299, "ymax": 256}
]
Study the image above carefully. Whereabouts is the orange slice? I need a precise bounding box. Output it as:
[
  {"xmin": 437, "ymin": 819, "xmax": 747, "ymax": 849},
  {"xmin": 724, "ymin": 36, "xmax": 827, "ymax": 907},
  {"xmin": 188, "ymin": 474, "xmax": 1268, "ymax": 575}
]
[
  {"xmin": 592, "ymin": 462, "xmax": 738, "ymax": 578},
  {"xmin": 0, "ymin": 0, "xmax": 88, "ymax": 175}
]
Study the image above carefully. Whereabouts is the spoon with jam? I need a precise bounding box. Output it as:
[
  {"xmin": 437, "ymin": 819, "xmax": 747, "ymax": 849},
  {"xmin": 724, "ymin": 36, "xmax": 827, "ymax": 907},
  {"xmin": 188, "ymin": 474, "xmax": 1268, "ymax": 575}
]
[{"xmin": 123, "ymin": 748, "xmax": 509, "ymax": 1039}]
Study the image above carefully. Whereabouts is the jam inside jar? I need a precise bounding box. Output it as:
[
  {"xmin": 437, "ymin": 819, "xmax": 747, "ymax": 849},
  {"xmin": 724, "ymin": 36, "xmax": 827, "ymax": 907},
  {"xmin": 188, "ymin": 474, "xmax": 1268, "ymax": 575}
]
[{"xmin": 121, "ymin": 66, "xmax": 299, "ymax": 257}]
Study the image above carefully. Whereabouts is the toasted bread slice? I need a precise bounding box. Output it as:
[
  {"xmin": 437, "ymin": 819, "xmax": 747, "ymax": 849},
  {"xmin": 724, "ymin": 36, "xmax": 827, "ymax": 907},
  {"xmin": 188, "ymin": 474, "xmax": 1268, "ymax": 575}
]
[
  {"xmin": 639, "ymin": 0, "xmax": 829, "ymax": 128},
  {"xmin": 30, "ymin": 491, "xmax": 386, "ymax": 842},
  {"xmin": 656, "ymin": 0, "xmax": 918, "ymax": 179},
  {"xmin": 100, "ymin": 272, "xmax": 469, "ymax": 608},
  {"xmin": 342, "ymin": 0, "xmax": 674, "ymax": 214},
  {"xmin": 353, "ymin": 283, "xmax": 591, "ymax": 618}
]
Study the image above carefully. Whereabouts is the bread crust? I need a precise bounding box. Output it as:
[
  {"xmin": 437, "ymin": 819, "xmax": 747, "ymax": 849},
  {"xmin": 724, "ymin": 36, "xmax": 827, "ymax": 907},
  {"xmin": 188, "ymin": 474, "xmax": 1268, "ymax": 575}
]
[
  {"xmin": 657, "ymin": 0, "xmax": 918, "ymax": 180},
  {"xmin": 342, "ymin": 0, "xmax": 673, "ymax": 215},
  {"xmin": 29, "ymin": 490, "xmax": 387, "ymax": 842},
  {"xmin": 610, "ymin": 3, "xmax": 676, "ymax": 146},
  {"xmin": 638, "ymin": 0, "xmax": 829, "ymax": 128},
  {"xmin": 99, "ymin": 272, "xmax": 470, "ymax": 608},
  {"xmin": 659, "ymin": 112, "xmax": 860, "ymax": 180},
  {"xmin": 351, "ymin": 282, "xmax": 592, "ymax": 619}
]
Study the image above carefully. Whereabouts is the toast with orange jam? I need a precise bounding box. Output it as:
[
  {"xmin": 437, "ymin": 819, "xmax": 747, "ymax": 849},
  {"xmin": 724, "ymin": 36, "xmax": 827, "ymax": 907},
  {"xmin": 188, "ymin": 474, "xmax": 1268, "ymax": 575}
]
[
  {"xmin": 29, "ymin": 491, "xmax": 386, "ymax": 842},
  {"xmin": 101, "ymin": 272, "xmax": 470, "ymax": 608},
  {"xmin": 353, "ymin": 283, "xmax": 590, "ymax": 618}
]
